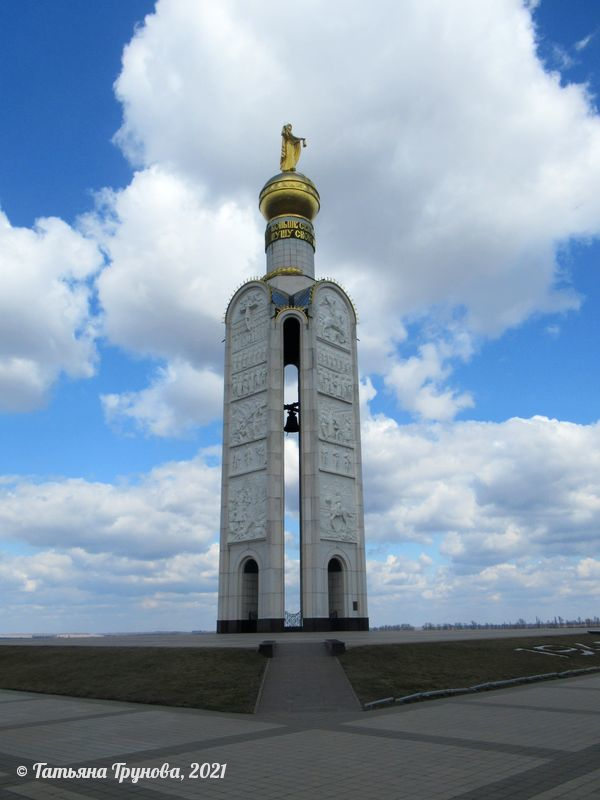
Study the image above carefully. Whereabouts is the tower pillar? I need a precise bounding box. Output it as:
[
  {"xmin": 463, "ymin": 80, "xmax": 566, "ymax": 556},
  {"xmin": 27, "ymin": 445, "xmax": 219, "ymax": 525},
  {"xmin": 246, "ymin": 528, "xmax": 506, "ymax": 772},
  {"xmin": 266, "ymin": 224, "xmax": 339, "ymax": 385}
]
[{"xmin": 217, "ymin": 128, "xmax": 368, "ymax": 633}]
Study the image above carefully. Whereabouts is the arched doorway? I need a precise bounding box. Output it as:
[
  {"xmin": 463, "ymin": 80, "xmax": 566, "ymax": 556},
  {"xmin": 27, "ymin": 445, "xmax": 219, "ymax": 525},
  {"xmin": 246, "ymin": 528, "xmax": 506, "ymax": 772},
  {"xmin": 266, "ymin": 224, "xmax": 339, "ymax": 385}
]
[
  {"xmin": 328, "ymin": 558, "xmax": 344, "ymax": 629},
  {"xmin": 241, "ymin": 559, "xmax": 259, "ymax": 632}
]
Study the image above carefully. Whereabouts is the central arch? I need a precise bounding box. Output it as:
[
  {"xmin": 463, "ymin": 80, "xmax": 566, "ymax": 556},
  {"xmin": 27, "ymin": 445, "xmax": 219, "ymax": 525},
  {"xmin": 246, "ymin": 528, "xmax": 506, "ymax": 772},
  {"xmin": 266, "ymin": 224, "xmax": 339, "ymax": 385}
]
[
  {"xmin": 240, "ymin": 558, "xmax": 259, "ymax": 632},
  {"xmin": 327, "ymin": 557, "xmax": 344, "ymax": 626}
]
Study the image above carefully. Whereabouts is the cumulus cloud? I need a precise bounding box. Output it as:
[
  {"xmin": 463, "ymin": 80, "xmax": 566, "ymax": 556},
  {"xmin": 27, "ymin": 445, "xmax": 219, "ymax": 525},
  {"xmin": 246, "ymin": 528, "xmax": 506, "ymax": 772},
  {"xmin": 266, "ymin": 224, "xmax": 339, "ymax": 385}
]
[
  {"xmin": 0, "ymin": 546, "xmax": 220, "ymax": 632},
  {"xmin": 1, "ymin": 404, "xmax": 599, "ymax": 628},
  {"xmin": 361, "ymin": 410, "xmax": 600, "ymax": 570},
  {"xmin": 385, "ymin": 340, "xmax": 474, "ymax": 421},
  {"xmin": 3, "ymin": 0, "xmax": 600, "ymax": 629},
  {"xmin": 96, "ymin": 0, "xmax": 600, "ymax": 422},
  {"xmin": 0, "ymin": 451, "xmax": 223, "ymax": 630},
  {"xmin": 81, "ymin": 164, "xmax": 263, "ymax": 434},
  {"xmin": 87, "ymin": 165, "xmax": 263, "ymax": 367},
  {"xmin": 0, "ymin": 211, "xmax": 103, "ymax": 410},
  {"xmin": 102, "ymin": 359, "xmax": 223, "ymax": 436},
  {"xmin": 0, "ymin": 452, "xmax": 221, "ymax": 559}
]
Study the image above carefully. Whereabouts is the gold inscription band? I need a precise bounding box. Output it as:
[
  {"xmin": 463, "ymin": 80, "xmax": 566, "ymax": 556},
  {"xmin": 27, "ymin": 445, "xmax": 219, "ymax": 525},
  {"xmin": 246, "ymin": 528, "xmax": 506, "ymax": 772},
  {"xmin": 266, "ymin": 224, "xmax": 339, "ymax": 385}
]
[{"xmin": 265, "ymin": 218, "xmax": 315, "ymax": 250}]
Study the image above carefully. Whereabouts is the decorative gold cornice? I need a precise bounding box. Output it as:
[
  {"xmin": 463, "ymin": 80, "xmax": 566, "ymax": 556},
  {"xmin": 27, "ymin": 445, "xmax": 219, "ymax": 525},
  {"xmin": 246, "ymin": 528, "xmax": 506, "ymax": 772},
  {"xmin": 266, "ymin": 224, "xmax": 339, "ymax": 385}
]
[
  {"xmin": 263, "ymin": 266, "xmax": 304, "ymax": 281},
  {"xmin": 274, "ymin": 305, "xmax": 308, "ymax": 321}
]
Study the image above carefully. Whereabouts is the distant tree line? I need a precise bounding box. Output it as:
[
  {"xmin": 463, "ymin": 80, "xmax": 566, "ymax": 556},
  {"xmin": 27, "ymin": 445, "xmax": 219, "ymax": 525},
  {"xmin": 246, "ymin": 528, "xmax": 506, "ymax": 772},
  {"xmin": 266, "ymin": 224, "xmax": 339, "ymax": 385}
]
[{"xmin": 371, "ymin": 616, "xmax": 600, "ymax": 631}]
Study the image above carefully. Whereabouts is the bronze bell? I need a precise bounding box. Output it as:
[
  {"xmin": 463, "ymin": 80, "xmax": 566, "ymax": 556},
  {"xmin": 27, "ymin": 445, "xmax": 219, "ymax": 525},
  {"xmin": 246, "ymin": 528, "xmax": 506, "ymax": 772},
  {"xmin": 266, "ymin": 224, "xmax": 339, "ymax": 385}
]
[{"xmin": 283, "ymin": 402, "xmax": 300, "ymax": 433}]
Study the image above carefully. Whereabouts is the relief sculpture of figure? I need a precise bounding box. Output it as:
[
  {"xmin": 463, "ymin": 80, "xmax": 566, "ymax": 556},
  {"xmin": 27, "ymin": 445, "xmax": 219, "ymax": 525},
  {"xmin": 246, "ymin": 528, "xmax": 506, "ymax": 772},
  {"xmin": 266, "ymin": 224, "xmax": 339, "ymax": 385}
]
[
  {"xmin": 280, "ymin": 123, "xmax": 306, "ymax": 172},
  {"xmin": 319, "ymin": 294, "xmax": 348, "ymax": 345}
]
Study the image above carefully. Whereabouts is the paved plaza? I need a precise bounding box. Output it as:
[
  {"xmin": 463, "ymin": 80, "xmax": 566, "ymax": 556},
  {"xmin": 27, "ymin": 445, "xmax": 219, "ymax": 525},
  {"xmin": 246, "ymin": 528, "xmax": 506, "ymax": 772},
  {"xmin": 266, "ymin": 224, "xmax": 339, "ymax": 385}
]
[{"xmin": 0, "ymin": 649, "xmax": 599, "ymax": 799}]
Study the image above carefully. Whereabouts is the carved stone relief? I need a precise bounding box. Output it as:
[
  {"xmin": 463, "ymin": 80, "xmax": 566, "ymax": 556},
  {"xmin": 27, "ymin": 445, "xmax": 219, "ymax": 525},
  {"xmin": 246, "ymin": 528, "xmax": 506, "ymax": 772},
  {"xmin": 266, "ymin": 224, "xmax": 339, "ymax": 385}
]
[
  {"xmin": 319, "ymin": 442, "xmax": 354, "ymax": 476},
  {"xmin": 316, "ymin": 289, "xmax": 350, "ymax": 349},
  {"xmin": 230, "ymin": 395, "xmax": 267, "ymax": 445},
  {"xmin": 229, "ymin": 440, "xmax": 267, "ymax": 477},
  {"xmin": 317, "ymin": 343, "xmax": 352, "ymax": 375},
  {"xmin": 317, "ymin": 366, "xmax": 354, "ymax": 402},
  {"xmin": 231, "ymin": 342, "xmax": 268, "ymax": 375},
  {"xmin": 319, "ymin": 401, "xmax": 355, "ymax": 447},
  {"xmin": 228, "ymin": 472, "xmax": 267, "ymax": 542},
  {"xmin": 320, "ymin": 474, "xmax": 357, "ymax": 543},
  {"xmin": 231, "ymin": 365, "xmax": 268, "ymax": 400},
  {"xmin": 231, "ymin": 287, "xmax": 270, "ymax": 354}
]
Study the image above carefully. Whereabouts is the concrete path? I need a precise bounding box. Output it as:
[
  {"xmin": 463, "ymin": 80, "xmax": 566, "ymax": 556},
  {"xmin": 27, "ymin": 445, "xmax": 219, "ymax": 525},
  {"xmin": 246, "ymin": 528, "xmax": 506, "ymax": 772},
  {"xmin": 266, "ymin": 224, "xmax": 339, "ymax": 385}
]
[
  {"xmin": 0, "ymin": 672, "xmax": 599, "ymax": 798},
  {"xmin": 256, "ymin": 642, "xmax": 360, "ymax": 714}
]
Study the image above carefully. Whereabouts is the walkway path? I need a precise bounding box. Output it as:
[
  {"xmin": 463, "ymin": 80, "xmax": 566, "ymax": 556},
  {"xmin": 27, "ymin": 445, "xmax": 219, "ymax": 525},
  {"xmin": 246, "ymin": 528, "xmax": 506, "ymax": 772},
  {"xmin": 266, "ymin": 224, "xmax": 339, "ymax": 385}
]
[
  {"xmin": 0, "ymin": 671, "xmax": 599, "ymax": 798},
  {"xmin": 256, "ymin": 641, "xmax": 360, "ymax": 713}
]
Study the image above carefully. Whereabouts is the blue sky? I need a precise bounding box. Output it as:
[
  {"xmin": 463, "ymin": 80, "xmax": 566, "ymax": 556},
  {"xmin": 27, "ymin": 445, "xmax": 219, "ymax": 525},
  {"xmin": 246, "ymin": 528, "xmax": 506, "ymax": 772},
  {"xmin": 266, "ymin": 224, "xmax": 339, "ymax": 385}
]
[{"xmin": 0, "ymin": 0, "xmax": 599, "ymax": 632}]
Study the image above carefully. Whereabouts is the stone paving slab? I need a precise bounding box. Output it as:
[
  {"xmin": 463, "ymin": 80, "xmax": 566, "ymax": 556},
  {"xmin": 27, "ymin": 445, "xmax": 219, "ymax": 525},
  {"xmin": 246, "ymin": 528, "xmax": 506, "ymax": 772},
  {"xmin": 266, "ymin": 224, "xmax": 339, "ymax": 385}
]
[
  {"xmin": 0, "ymin": 696, "xmax": 130, "ymax": 728},
  {"xmin": 122, "ymin": 730, "xmax": 546, "ymax": 800},
  {"xmin": 0, "ymin": 670, "xmax": 599, "ymax": 798},
  {"xmin": 527, "ymin": 767, "xmax": 600, "ymax": 799},
  {"xmin": 0, "ymin": 703, "xmax": 279, "ymax": 766},
  {"xmin": 348, "ymin": 700, "xmax": 600, "ymax": 752}
]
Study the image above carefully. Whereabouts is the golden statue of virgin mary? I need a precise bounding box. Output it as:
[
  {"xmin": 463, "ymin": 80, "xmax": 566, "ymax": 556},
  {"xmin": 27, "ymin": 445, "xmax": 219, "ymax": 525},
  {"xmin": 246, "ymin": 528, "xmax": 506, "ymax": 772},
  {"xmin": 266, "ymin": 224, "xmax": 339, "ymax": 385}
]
[{"xmin": 280, "ymin": 123, "xmax": 306, "ymax": 171}]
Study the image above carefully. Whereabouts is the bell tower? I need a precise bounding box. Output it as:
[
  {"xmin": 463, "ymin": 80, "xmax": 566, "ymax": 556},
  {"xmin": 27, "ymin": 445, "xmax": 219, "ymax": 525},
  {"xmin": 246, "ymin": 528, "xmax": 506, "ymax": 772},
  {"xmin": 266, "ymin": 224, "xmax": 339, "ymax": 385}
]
[{"xmin": 217, "ymin": 126, "xmax": 369, "ymax": 632}]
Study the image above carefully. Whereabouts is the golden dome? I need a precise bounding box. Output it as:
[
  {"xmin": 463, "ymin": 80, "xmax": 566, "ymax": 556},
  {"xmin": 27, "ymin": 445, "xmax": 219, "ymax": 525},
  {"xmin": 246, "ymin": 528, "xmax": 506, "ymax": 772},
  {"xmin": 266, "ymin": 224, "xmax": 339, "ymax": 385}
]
[{"xmin": 259, "ymin": 172, "xmax": 320, "ymax": 222}]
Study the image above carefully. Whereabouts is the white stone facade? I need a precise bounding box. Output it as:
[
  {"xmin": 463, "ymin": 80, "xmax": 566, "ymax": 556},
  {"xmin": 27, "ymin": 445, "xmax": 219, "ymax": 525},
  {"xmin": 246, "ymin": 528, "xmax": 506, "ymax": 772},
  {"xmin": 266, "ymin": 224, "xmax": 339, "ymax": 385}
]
[
  {"xmin": 218, "ymin": 167, "xmax": 367, "ymax": 633},
  {"xmin": 217, "ymin": 275, "xmax": 369, "ymax": 633}
]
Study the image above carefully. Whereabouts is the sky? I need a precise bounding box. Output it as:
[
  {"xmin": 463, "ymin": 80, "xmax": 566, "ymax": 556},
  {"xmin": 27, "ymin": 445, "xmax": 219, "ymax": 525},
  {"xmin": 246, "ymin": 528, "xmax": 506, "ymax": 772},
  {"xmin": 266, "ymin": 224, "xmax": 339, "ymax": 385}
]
[{"xmin": 0, "ymin": 0, "xmax": 599, "ymax": 632}]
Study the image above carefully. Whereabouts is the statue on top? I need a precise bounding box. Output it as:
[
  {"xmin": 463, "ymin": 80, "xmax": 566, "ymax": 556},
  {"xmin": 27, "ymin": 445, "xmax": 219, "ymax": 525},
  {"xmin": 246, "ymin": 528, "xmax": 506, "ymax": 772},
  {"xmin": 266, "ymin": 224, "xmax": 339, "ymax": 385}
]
[{"xmin": 280, "ymin": 123, "xmax": 306, "ymax": 172}]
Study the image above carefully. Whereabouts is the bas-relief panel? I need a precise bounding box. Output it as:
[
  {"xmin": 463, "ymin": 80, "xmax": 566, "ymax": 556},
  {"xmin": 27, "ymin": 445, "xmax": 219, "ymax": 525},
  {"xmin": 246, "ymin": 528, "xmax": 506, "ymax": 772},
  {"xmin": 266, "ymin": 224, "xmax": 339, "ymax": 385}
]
[
  {"xmin": 317, "ymin": 344, "xmax": 352, "ymax": 375},
  {"xmin": 228, "ymin": 471, "xmax": 267, "ymax": 542},
  {"xmin": 230, "ymin": 394, "xmax": 267, "ymax": 445},
  {"xmin": 319, "ymin": 442, "xmax": 354, "ymax": 476},
  {"xmin": 231, "ymin": 365, "xmax": 268, "ymax": 400},
  {"xmin": 320, "ymin": 473, "xmax": 357, "ymax": 543},
  {"xmin": 317, "ymin": 366, "xmax": 354, "ymax": 403},
  {"xmin": 315, "ymin": 288, "xmax": 350, "ymax": 351},
  {"xmin": 230, "ymin": 287, "xmax": 270, "ymax": 354},
  {"xmin": 229, "ymin": 440, "xmax": 267, "ymax": 476},
  {"xmin": 318, "ymin": 400, "xmax": 355, "ymax": 447},
  {"xmin": 231, "ymin": 342, "xmax": 268, "ymax": 375}
]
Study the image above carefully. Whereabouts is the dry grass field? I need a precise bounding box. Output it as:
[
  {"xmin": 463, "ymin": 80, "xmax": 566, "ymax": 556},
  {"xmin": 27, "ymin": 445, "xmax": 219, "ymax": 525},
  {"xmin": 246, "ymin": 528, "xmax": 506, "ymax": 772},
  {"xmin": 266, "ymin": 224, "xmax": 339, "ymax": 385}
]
[
  {"xmin": 339, "ymin": 633, "xmax": 600, "ymax": 704},
  {"xmin": 0, "ymin": 646, "xmax": 266, "ymax": 713}
]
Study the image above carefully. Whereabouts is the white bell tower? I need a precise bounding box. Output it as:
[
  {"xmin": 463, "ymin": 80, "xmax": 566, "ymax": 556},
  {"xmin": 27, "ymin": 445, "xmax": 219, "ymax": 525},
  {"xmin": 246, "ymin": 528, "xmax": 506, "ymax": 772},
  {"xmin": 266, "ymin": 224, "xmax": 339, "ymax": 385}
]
[{"xmin": 217, "ymin": 127, "xmax": 369, "ymax": 633}]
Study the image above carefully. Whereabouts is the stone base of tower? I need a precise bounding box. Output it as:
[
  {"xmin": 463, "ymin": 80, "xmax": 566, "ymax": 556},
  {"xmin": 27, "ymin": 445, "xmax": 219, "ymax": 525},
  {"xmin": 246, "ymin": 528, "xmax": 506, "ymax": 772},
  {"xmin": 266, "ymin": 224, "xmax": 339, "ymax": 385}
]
[
  {"xmin": 302, "ymin": 617, "xmax": 369, "ymax": 632},
  {"xmin": 217, "ymin": 617, "xmax": 369, "ymax": 633},
  {"xmin": 217, "ymin": 618, "xmax": 285, "ymax": 634}
]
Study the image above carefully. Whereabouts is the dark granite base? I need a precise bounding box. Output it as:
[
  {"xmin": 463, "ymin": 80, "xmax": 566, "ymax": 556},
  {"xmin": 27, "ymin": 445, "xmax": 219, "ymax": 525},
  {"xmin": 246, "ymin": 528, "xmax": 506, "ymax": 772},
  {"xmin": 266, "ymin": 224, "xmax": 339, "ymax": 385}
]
[
  {"xmin": 217, "ymin": 617, "xmax": 369, "ymax": 633},
  {"xmin": 217, "ymin": 618, "xmax": 285, "ymax": 634},
  {"xmin": 302, "ymin": 617, "xmax": 369, "ymax": 632}
]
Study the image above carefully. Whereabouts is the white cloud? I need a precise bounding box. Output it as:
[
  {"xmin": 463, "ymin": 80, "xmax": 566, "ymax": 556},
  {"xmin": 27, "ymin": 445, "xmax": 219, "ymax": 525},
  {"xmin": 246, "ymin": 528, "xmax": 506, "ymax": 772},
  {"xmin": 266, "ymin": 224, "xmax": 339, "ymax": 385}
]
[
  {"xmin": 0, "ymin": 451, "xmax": 223, "ymax": 630},
  {"xmin": 574, "ymin": 31, "xmax": 596, "ymax": 52},
  {"xmin": 0, "ymin": 453, "xmax": 221, "ymax": 559},
  {"xmin": 0, "ymin": 212, "xmax": 103, "ymax": 410},
  {"xmin": 385, "ymin": 340, "xmax": 474, "ymax": 421},
  {"xmin": 102, "ymin": 358, "xmax": 223, "ymax": 436},
  {"xmin": 1, "ymin": 405, "xmax": 599, "ymax": 628},
  {"xmin": 81, "ymin": 165, "xmax": 264, "ymax": 435},
  {"xmin": 88, "ymin": 165, "xmax": 263, "ymax": 369},
  {"xmin": 97, "ymin": 0, "xmax": 600, "ymax": 423},
  {"xmin": 361, "ymin": 409, "xmax": 600, "ymax": 582}
]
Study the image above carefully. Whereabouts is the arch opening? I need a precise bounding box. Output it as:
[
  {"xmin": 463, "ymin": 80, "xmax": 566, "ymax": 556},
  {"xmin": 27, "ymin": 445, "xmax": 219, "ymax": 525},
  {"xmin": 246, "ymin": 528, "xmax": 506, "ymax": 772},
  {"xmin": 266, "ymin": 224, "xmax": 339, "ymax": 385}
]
[
  {"xmin": 328, "ymin": 557, "xmax": 344, "ymax": 622},
  {"xmin": 241, "ymin": 558, "xmax": 259, "ymax": 632},
  {"xmin": 283, "ymin": 316, "xmax": 301, "ymax": 626}
]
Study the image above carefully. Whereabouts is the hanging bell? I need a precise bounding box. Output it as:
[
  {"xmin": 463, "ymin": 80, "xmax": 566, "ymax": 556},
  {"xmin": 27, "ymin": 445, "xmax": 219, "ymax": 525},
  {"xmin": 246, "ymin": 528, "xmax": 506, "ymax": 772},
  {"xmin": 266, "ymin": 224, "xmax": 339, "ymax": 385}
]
[{"xmin": 283, "ymin": 404, "xmax": 300, "ymax": 433}]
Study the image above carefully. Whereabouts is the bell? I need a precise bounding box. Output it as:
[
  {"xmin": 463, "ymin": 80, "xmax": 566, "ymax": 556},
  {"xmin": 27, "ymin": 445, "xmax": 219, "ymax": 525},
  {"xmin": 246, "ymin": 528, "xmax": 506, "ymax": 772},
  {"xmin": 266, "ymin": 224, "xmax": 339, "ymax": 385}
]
[{"xmin": 284, "ymin": 407, "xmax": 300, "ymax": 434}]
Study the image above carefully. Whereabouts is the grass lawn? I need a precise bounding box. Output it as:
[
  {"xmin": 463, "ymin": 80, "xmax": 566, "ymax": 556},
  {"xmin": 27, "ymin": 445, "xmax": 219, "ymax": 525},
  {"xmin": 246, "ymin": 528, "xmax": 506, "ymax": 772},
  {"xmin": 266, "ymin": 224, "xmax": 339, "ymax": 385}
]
[
  {"xmin": 339, "ymin": 633, "xmax": 600, "ymax": 705},
  {"xmin": 0, "ymin": 646, "xmax": 266, "ymax": 713}
]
